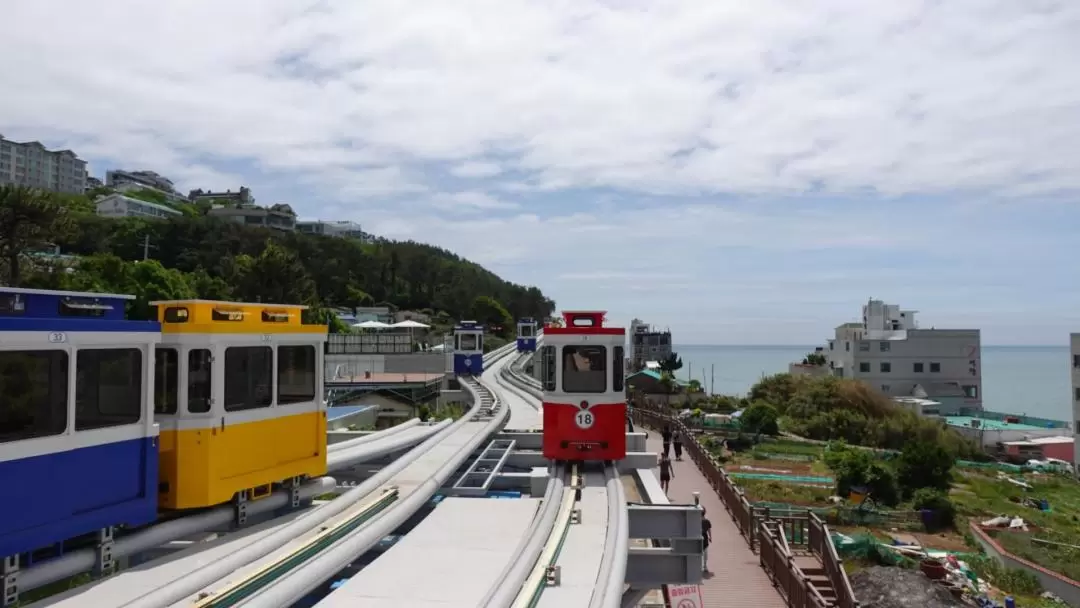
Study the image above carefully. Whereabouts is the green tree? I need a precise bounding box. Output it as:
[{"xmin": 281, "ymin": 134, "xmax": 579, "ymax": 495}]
[
  {"xmin": 823, "ymin": 442, "xmax": 900, "ymax": 506},
  {"xmin": 226, "ymin": 240, "xmax": 317, "ymax": 305},
  {"xmin": 896, "ymin": 440, "xmax": 954, "ymax": 498},
  {"xmin": 658, "ymin": 353, "xmax": 683, "ymax": 374},
  {"xmin": 0, "ymin": 185, "xmax": 76, "ymax": 286},
  {"xmin": 469, "ymin": 295, "xmax": 513, "ymax": 336},
  {"xmin": 740, "ymin": 402, "xmax": 780, "ymax": 436},
  {"xmin": 658, "ymin": 371, "xmax": 677, "ymax": 408},
  {"xmin": 803, "ymin": 352, "xmax": 827, "ymax": 366}
]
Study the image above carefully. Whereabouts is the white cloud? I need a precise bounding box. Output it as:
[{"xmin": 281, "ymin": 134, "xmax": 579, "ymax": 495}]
[
  {"xmin": 1, "ymin": 0, "xmax": 1078, "ymax": 343},
  {"xmin": 450, "ymin": 161, "xmax": 504, "ymax": 178},
  {"xmin": 429, "ymin": 191, "xmax": 518, "ymax": 213}
]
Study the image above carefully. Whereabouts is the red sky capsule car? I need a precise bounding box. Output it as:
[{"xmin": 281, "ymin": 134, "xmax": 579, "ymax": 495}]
[{"xmin": 540, "ymin": 311, "xmax": 626, "ymax": 462}]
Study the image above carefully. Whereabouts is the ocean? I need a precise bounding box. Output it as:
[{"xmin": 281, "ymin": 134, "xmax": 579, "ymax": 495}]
[{"xmin": 673, "ymin": 345, "xmax": 1074, "ymax": 422}]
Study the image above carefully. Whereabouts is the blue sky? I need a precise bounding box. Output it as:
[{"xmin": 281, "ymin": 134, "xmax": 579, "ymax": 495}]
[{"xmin": 2, "ymin": 0, "xmax": 1078, "ymax": 345}]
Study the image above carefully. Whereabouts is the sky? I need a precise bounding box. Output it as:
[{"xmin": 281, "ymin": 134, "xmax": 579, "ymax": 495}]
[{"xmin": 1, "ymin": 0, "xmax": 1078, "ymax": 345}]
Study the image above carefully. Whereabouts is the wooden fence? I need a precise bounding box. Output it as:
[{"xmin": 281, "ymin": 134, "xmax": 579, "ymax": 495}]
[{"xmin": 631, "ymin": 405, "xmax": 859, "ymax": 608}]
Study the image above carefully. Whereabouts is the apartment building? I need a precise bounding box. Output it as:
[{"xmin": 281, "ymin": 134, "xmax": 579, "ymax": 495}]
[
  {"xmin": 824, "ymin": 299, "xmax": 982, "ymax": 414},
  {"xmin": 188, "ymin": 186, "xmax": 254, "ymax": 206},
  {"xmin": 297, "ymin": 219, "xmax": 369, "ymax": 241},
  {"xmin": 107, "ymin": 169, "xmax": 175, "ymax": 192},
  {"xmin": 0, "ymin": 134, "xmax": 87, "ymax": 193},
  {"xmin": 629, "ymin": 318, "xmax": 673, "ymax": 372},
  {"xmin": 1071, "ymin": 333, "xmax": 1080, "ymax": 465},
  {"xmin": 95, "ymin": 193, "xmax": 182, "ymax": 220},
  {"xmin": 105, "ymin": 169, "xmax": 187, "ymax": 203},
  {"xmin": 207, "ymin": 202, "xmax": 296, "ymax": 231}
]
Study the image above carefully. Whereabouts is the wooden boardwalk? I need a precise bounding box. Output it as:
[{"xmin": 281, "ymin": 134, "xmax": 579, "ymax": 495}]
[{"xmin": 646, "ymin": 434, "xmax": 786, "ymax": 608}]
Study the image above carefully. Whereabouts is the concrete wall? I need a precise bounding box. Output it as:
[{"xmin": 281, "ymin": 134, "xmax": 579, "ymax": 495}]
[
  {"xmin": 326, "ymin": 353, "xmax": 446, "ymax": 379},
  {"xmin": 788, "ymin": 363, "xmax": 831, "ymax": 378},
  {"xmin": 970, "ymin": 523, "xmax": 1080, "ymax": 606}
]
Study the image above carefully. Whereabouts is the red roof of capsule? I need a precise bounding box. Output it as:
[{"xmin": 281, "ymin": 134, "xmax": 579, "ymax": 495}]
[{"xmin": 544, "ymin": 310, "xmax": 624, "ymax": 335}]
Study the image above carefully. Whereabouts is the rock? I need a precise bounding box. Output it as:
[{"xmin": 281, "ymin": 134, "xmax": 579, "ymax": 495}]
[{"xmin": 850, "ymin": 566, "xmax": 963, "ymax": 608}]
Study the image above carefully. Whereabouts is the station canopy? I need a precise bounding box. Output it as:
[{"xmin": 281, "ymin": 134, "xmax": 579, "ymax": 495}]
[{"xmin": 353, "ymin": 320, "xmax": 391, "ymax": 329}]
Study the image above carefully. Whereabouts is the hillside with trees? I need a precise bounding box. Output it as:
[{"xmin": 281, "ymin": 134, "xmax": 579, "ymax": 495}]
[
  {"xmin": 747, "ymin": 372, "xmax": 985, "ymax": 458},
  {"xmin": 0, "ymin": 185, "xmax": 555, "ymax": 331}
]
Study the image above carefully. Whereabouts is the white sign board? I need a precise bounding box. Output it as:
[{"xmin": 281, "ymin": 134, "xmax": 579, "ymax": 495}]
[
  {"xmin": 667, "ymin": 584, "xmax": 703, "ymax": 608},
  {"xmin": 574, "ymin": 410, "xmax": 594, "ymax": 429}
]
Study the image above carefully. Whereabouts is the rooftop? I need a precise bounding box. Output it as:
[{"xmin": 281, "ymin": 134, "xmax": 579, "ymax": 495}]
[
  {"xmin": 945, "ymin": 416, "xmax": 1061, "ymax": 432},
  {"xmin": 1002, "ymin": 436, "xmax": 1074, "ymax": 446}
]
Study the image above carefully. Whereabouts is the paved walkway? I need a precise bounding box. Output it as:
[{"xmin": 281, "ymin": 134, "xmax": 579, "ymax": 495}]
[{"xmin": 646, "ymin": 433, "xmax": 786, "ymax": 608}]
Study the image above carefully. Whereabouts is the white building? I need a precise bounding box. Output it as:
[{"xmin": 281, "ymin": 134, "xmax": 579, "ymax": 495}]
[
  {"xmin": 207, "ymin": 202, "xmax": 296, "ymax": 231},
  {"xmin": 1071, "ymin": 333, "xmax": 1080, "ymax": 465},
  {"xmin": 297, "ymin": 220, "xmax": 368, "ymax": 241},
  {"xmin": 105, "ymin": 169, "xmax": 187, "ymax": 203},
  {"xmin": 95, "ymin": 193, "xmax": 182, "ymax": 220},
  {"xmin": 824, "ymin": 299, "xmax": 982, "ymax": 414},
  {"xmin": 0, "ymin": 134, "xmax": 87, "ymax": 193}
]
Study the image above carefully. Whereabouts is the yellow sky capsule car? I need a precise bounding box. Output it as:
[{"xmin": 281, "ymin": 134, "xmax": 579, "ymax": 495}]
[{"xmin": 150, "ymin": 300, "xmax": 328, "ymax": 511}]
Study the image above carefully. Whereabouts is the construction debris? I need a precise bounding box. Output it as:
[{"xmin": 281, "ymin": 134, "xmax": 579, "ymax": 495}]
[{"xmin": 849, "ymin": 566, "xmax": 962, "ymax": 608}]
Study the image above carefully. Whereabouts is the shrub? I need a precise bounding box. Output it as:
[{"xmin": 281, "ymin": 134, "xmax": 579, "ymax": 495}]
[
  {"xmin": 896, "ymin": 441, "xmax": 954, "ymax": 498},
  {"xmin": 824, "ymin": 443, "xmax": 900, "ymax": 506},
  {"xmin": 740, "ymin": 402, "xmax": 780, "ymax": 436},
  {"xmin": 911, "ymin": 488, "xmax": 956, "ymax": 531}
]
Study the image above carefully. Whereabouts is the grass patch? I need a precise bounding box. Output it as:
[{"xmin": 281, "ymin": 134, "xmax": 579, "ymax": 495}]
[{"xmin": 735, "ymin": 478, "xmax": 834, "ymax": 505}]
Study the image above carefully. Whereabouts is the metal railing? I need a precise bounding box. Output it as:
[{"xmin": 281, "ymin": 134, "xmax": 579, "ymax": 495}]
[{"xmin": 630, "ymin": 404, "xmax": 858, "ymax": 608}]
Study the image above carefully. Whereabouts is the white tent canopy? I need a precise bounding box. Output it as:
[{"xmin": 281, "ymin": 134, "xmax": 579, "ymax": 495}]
[
  {"xmin": 352, "ymin": 320, "xmax": 391, "ymax": 329},
  {"xmin": 392, "ymin": 320, "xmax": 430, "ymax": 328}
]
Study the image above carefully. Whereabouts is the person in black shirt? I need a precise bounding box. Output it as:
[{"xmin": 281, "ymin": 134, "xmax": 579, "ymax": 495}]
[
  {"xmin": 700, "ymin": 507, "xmax": 712, "ymax": 573},
  {"xmin": 673, "ymin": 431, "xmax": 684, "ymax": 461},
  {"xmin": 661, "ymin": 425, "xmax": 672, "ymax": 459},
  {"xmin": 658, "ymin": 454, "xmax": 673, "ymax": 494}
]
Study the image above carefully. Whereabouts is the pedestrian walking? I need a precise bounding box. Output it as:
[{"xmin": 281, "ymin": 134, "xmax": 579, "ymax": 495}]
[
  {"xmin": 701, "ymin": 507, "xmax": 713, "ymax": 572},
  {"xmin": 662, "ymin": 425, "xmax": 673, "ymax": 459},
  {"xmin": 659, "ymin": 454, "xmax": 673, "ymax": 494},
  {"xmin": 673, "ymin": 432, "xmax": 684, "ymax": 461}
]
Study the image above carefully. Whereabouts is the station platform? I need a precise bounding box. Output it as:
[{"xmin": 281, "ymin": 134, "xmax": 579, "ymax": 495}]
[{"xmin": 317, "ymin": 497, "xmax": 541, "ymax": 607}]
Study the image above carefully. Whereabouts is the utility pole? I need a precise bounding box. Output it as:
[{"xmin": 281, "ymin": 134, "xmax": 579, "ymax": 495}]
[{"xmin": 142, "ymin": 234, "xmax": 157, "ymax": 261}]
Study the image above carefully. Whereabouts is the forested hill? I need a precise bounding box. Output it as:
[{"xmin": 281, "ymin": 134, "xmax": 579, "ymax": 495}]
[{"xmin": 1, "ymin": 185, "xmax": 555, "ymax": 329}]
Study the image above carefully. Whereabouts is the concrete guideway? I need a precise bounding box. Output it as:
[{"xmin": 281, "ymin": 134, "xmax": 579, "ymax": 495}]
[
  {"xmin": 217, "ymin": 348, "xmax": 519, "ymax": 608},
  {"xmin": 534, "ymin": 467, "xmax": 612, "ymax": 608},
  {"xmin": 314, "ymin": 497, "xmax": 543, "ymax": 607}
]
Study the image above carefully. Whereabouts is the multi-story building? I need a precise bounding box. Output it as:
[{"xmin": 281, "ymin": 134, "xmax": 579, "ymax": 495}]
[
  {"xmin": 105, "ymin": 169, "xmax": 187, "ymax": 203},
  {"xmin": 1071, "ymin": 333, "xmax": 1080, "ymax": 465},
  {"xmin": 95, "ymin": 193, "xmax": 182, "ymax": 220},
  {"xmin": 188, "ymin": 186, "xmax": 254, "ymax": 206},
  {"xmin": 0, "ymin": 134, "xmax": 87, "ymax": 193},
  {"xmin": 297, "ymin": 220, "xmax": 369, "ymax": 241},
  {"xmin": 629, "ymin": 318, "xmax": 673, "ymax": 372},
  {"xmin": 106, "ymin": 169, "xmax": 175, "ymax": 193},
  {"xmin": 824, "ymin": 299, "xmax": 982, "ymax": 414},
  {"xmin": 86, "ymin": 176, "xmax": 105, "ymax": 190},
  {"xmin": 207, "ymin": 202, "xmax": 296, "ymax": 231}
]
